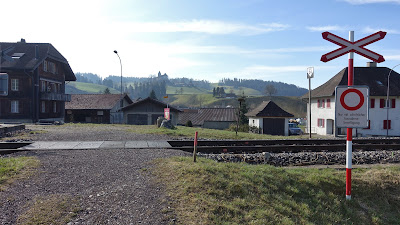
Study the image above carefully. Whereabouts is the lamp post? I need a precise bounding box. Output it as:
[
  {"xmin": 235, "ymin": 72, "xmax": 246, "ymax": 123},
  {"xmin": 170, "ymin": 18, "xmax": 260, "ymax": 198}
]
[
  {"xmin": 307, "ymin": 67, "xmax": 314, "ymax": 138},
  {"xmin": 386, "ymin": 63, "xmax": 400, "ymax": 137},
  {"xmin": 113, "ymin": 50, "xmax": 123, "ymax": 108}
]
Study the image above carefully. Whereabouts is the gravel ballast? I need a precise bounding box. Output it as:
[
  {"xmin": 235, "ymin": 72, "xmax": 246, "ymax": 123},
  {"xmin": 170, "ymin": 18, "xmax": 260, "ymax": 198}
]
[{"xmin": 0, "ymin": 124, "xmax": 189, "ymax": 224}]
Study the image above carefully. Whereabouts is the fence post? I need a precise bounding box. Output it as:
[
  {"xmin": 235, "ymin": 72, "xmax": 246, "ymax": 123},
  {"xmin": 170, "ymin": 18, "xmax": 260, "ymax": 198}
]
[{"xmin": 193, "ymin": 131, "xmax": 198, "ymax": 162}]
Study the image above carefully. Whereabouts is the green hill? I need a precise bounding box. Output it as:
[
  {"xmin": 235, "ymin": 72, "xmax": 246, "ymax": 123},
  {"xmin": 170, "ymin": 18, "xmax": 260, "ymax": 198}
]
[
  {"xmin": 166, "ymin": 86, "xmax": 210, "ymax": 95},
  {"xmin": 210, "ymin": 84, "xmax": 263, "ymax": 96},
  {"xmin": 66, "ymin": 82, "xmax": 119, "ymax": 94}
]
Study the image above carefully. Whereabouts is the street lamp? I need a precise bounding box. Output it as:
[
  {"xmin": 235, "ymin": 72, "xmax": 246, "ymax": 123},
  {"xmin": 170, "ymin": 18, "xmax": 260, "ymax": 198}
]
[
  {"xmin": 386, "ymin": 63, "xmax": 400, "ymax": 137},
  {"xmin": 113, "ymin": 50, "xmax": 123, "ymax": 108},
  {"xmin": 307, "ymin": 67, "xmax": 314, "ymax": 138},
  {"xmin": 236, "ymin": 97, "xmax": 245, "ymax": 136}
]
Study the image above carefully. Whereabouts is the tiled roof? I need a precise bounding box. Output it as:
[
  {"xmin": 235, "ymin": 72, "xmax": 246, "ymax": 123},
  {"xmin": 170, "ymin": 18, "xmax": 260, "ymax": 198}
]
[
  {"xmin": 121, "ymin": 97, "xmax": 182, "ymax": 112},
  {"xmin": 302, "ymin": 67, "xmax": 400, "ymax": 98},
  {"xmin": 66, "ymin": 94, "xmax": 133, "ymax": 110},
  {"xmin": 178, "ymin": 108, "xmax": 238, "ymax": 126},
  {"xmin": 0, "ymin": 39, "xmax": 75, "ymax": 81},
  {"xmin": 245, "ymin": 101, "xmax": 294, "ymax": 118}
]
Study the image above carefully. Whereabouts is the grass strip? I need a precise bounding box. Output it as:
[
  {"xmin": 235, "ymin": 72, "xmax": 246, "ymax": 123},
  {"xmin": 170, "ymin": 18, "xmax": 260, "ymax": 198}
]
[
  {"xmin": 0, "ymin": 156, "xmax": 40, "ymax": 191},
  {"xmin": 154, "ymin": 157, "xmax": 400, "ymax": 224},
  {"xmin": 129, "ymin": 125, "xmax": 322, "ymax": 140},
  {"xmin": 17, "ymin": 194, "xmax": 81, "ymax": 225}
]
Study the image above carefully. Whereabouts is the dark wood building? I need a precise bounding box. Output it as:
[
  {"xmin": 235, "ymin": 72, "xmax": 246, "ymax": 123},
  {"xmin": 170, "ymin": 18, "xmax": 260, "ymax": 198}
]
[
  {"xmin": 0, "ymin": 39, "xmax": 76, "ymax": 123},
  {"xmin": 65, "ymin": 94, "xmax": 133, "ymax": 123},
  {"xmin": 178, "ymin": 108, "xmax": 238, "ymax": 130},
  {"xmin": 121, "ymin": 97, "xmax": 182, "ymax": 125}
]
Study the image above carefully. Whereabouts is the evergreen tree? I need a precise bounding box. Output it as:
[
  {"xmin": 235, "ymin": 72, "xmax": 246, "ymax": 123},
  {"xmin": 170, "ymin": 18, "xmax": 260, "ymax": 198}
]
[
  {"xmin": 213, "ymin": 87, "xmax": 216, "ymax": 97},
  {"xmin": 239, "ymin": 97, "xmax": 249, "ymax": 125},
  {"xmin": 149, "ymin": 89, "xmax": 157, "ymax": 100},
  {"xmin": 104, "ymin": 88, "xmax": 111, "ymax": 94}
]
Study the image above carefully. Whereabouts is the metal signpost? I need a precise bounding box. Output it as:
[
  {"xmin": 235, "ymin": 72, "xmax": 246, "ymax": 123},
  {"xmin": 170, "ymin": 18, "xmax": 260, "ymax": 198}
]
[
  {"xmin": 321, "ymin": 30, "xmax": 386, "ymax": 200},
  {"xmin": 307, "ymin": 67, "xmax": 314, "ymax": 138}
]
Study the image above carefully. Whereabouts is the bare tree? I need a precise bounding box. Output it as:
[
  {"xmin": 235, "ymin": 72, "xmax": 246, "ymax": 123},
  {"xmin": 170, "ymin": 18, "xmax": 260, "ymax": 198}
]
[{"xmin": 265, "ymin": 84, "xmax": 277, "ymax": 96}]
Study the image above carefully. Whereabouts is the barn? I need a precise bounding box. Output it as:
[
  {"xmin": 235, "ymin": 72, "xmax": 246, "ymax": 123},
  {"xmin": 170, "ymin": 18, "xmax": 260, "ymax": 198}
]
[
  {"xmin": 121, "ymin": 97, "xmax": 181, "ymax": 125},
  {"xmin": 245, "ymin": 101, "xmax": 294, "ymax": 136}
]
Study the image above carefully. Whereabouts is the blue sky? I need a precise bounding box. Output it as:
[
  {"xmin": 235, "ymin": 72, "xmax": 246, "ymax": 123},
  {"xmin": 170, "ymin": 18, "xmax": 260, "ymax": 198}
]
[{"xmin": 2, "ymin": 0, "xmax": 400, "ymax": 88}]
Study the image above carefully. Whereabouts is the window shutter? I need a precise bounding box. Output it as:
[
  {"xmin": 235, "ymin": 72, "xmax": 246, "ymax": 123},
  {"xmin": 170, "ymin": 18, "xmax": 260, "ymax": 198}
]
[
  {"xmin": 384, "ymin": 120, "xmax": 387, "ymax": 129},
  {"xmin": 322, "ymin": 99, "xmax": 325, "ymax": 108},
  {"xmin": 392, "ymin": 99, "xmax": 396, "ymax": 108},
  {"xmin": 327, "ymin": 99, "xmax": 331, "ymax": 108},
  {"xmin": 317, "ymin": 100, "xmax": 320, "ymax": 108},
  {"xmin": 380, "ymin": 99, "xmax": 385, "ymax": 108},
  {"xmin": 370, "ymin": 99, "xmax": 375, "ymax": 108}
]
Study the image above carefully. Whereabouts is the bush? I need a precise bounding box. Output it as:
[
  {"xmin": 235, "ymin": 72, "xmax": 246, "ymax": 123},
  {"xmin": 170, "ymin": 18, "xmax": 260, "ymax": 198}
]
[
  {"xmin": 185, "ymin": 120, "xmax": 193, "ymax": 127},
  {"xmin": 228, "ymin": 123, "xmax": 249, "ymax": 132}
]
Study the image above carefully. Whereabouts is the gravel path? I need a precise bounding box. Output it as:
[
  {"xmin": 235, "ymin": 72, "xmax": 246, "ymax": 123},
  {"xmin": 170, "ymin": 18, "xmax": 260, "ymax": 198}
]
[{"xmin": 0, "ymin": 124, "xmax": 189, "ymax": 224}]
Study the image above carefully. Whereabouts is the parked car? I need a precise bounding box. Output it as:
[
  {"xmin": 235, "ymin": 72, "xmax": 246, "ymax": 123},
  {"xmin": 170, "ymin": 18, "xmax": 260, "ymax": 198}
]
[{"xmin": 288, "ymin": 123, "xmax": 303, "ymax": 135}]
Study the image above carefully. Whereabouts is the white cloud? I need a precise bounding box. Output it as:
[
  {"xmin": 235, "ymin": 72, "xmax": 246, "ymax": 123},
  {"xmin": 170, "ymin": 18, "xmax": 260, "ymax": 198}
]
[
  {"xmin": 362, "ymin": 26, "xmax": 400, "ymax": 34},
  {"xmin": 307, "ymin": 25, "xmax": 347, "ymax": 32},
  {"xmin": 342, "ymin": 0, "xmax": 400, "ymax": 4},
  {"xmin": 123, "ymin": 20, "xmax": 290, "ymax": 35}
]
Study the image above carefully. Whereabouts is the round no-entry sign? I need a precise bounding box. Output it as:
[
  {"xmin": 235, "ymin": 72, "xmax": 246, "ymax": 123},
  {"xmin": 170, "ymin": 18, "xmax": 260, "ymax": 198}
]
[
  {"xmin": 335, "ymin": 86, "xmax": 369, "ymax": 128},
  {"xmin": 340, "ymin": 89, "xmax": 364, "ymax": 111}
]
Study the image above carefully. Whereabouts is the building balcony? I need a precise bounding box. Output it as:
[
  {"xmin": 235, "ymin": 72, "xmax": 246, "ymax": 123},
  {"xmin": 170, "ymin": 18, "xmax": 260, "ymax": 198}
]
[{"xmin": 40, "ymin": 92, "xmax": 71, "ymax": 102}]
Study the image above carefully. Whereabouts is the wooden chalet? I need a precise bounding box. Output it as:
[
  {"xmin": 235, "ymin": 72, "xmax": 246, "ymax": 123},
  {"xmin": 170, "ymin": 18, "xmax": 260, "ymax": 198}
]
[
  {"xmin": 0, "ymin": 39, "xmax": 76, "ymax": 123},
  {"xmin": 65, "ymin": 94, "xmax": 133, "ymax": 123}
]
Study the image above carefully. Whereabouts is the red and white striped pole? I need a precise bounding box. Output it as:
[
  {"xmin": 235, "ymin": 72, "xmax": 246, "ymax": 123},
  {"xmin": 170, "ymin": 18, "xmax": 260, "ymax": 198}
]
[{"xmin": 346, "ymin": 31, "xmax": 354, "ymax": 200}]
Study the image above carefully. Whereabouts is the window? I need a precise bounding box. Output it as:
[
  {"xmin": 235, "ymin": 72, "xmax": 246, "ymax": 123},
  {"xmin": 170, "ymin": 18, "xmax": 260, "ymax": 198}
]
[
  {"xmin": 0, "ymin": 73, "xmax": 8, "ymax": 96},
  {"xmin": 40, "ymin": 81, "xmax": 46, "ymax": 92},
  {"xmin": 49, "ymin": 62, "xmax": 57, "ymax": 74},
  {"xmin": 322, "ymin": 99, "xmax": 325, "ymax": 108},
  {"xmin": 317, "ymin": 118, "xmax": 325, "ymax": 128},
  {"xmin": 41, "ymin": 101, "xmax": 46, "ymax": 113},
  {"xmin": 383, "ymin": 120, "xmax": 391, "ymax": 129},
  {"xmin": 11, "ymin": 79, "xmax": 19, "ymax": 91},
  {"xmin": 43, "ymin": 61, "xmax": 48, "ymax": 72},
  {"xmin": 53, "ymin": 102, "xmax": 57, "ymax": 113},
  {"xmin": 327, "ymin": 99, "xmax": 331, "ymax": 108},
  {"xmin": 317, "ymin": 99, "xmax": 321, "ymax": 108},
  {"xmin": 11, "ymin": 100, "xmax": 19, "ymax": 113},
  {"xmin": 364, "ymin": 120, "xmax": 371, "ymax": 130},
  {"xmin": 370, "ymin": 98, "xmax": 375, "ymax": 108},
  {"xmin": 380, "ymin": 99, "xmax": 385, "ymax": 108}
]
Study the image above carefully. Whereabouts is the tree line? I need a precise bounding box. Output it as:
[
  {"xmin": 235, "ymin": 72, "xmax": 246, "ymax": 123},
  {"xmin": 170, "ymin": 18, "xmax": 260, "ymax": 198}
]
[{"xmin": 218, "ymin": 78, "xmax": 307, "ymax": 96}]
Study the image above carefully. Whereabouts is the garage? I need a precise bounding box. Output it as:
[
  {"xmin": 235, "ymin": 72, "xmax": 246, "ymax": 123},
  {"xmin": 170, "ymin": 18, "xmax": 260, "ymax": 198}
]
[
  {"xmin": 263, "ymin": 118, "xmax": 285, "ymax": 135},
  {"xmin": 246, "ymin": 101, "xmax": 294, "ymax": 136},
  {"xmin": 127, "ymin": 114, "xmax": 148, "ymax": 125}
]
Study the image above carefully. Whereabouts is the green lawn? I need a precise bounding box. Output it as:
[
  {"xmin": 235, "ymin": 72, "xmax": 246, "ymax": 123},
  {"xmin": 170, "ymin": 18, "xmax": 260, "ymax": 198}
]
[
  {"xmin": 154, "ymin": 157, "xmax": 400, "ymax": 224},
  {"xmin": 129, "ymin": 125, "xmax": 323, "ymax": 140}
]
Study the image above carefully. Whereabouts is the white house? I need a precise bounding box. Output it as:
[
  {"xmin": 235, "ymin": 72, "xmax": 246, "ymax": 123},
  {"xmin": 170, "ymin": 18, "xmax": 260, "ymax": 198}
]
[
  {"xmin": 246, "ymin": 101, "xmax": 294, "ymax": 136},
  {"xmin": 304, "ymin": 62, "xmax": 400, "ymax": 137}
]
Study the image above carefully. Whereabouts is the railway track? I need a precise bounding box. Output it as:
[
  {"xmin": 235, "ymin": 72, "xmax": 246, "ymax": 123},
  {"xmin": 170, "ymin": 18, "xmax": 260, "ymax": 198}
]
[{"xmin": 168, "ymin": 138, "xmax": 400, "ymax": 154}]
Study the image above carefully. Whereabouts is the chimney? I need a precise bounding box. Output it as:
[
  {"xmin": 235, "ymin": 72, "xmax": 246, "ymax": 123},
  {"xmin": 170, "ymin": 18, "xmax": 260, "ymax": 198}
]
[
  {"xmin": 367, "ymin": 62, "xmax": 377, "ymax": 67},
  {"xmin": 19, "ymin": 38, "xmax": 26, "ymax": 43},
  {"xmin": 35, "ymin": 45, "xmax": 39, "ymax": 59}
]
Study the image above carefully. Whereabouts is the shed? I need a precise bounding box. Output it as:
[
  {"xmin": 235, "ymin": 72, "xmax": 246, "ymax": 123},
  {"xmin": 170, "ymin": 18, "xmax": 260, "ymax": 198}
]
[
  {"xmin": 178, "ymin": 108, "xmax": 238, "ymax": 130},
  {"xmin": 121, "ymin": 97, "xmax": 182, "ymax": 125},
  {"xmin": 65, "ymin": 94, "xmax": 133, "ymax": 123},
  {"xmin": 245, "ymin": 101, "xmax": 294, "ymax": 136}
]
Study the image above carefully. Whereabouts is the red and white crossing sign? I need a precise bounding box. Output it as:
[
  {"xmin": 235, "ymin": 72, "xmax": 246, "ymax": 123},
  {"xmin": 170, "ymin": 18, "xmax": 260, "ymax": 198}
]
[
  {"xmin": 335, "ymin": 86, "xmax": 369, "ymax": 128},
  {"xmin": 321, "ymin": 31, "xmax": 386, "ymax": 63}
]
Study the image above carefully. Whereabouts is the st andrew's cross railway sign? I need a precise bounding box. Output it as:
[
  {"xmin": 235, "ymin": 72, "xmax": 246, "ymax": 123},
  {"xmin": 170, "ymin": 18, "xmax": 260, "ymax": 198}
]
[
  {"xmin": 321, "ymin": 31, "xmax": 386, "ymax": 63},
  {"xmin": 335, "ymin": 86, "xmax": 369, "ymax": 128}
]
